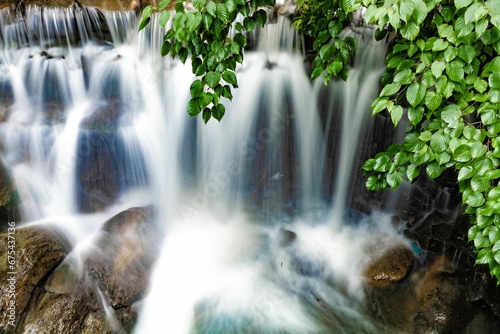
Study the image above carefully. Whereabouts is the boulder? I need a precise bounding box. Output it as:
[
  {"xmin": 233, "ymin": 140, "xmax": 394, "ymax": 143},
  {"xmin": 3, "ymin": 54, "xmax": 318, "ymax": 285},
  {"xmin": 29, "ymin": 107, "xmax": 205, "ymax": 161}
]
[
  {"xmin": 364, "ymin": 245, "xmax": 414, "ymax": 288},
  {"xmin": 84, "ymin": 206, "xmax": 158, "ymax": 324},
  {"xmin": 18, "ymin": 264, "xmax": 112, "ymax": 334},
  {"xmin": 0, "ymin": 226, "xmax": 69, "ymax": 332}
]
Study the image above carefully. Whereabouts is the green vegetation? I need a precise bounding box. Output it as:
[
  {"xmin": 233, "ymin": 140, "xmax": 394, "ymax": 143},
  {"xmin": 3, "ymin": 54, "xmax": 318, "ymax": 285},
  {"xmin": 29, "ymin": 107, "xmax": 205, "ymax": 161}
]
[
  {"xmin": 142, "ymin": 0, "xmax": 500, "ymax": 282},
  {"xmin": 139, "ymin": 0, "xmax": 272, "ymax": 123}
]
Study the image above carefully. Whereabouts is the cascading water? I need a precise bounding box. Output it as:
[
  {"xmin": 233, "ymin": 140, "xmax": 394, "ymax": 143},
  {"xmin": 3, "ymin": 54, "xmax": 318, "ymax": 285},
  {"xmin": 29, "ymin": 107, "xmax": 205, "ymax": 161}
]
[{"xmin": 0, "ymin": 4, "xmax": 417, "ymax": 333}]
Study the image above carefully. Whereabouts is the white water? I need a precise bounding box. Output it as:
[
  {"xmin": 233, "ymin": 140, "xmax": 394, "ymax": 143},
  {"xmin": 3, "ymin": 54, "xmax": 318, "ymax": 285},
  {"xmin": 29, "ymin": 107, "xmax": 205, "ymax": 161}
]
[{"xmin": 0, "ymin": 5, "xmax": 412, "ymax": 333}]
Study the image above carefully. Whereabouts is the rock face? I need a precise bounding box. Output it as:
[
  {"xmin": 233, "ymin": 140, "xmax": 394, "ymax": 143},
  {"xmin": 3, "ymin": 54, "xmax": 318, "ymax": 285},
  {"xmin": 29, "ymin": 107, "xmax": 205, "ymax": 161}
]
[
  {"xmin": 85, "ymin": 206, "xmax": 157, "ymax": 330},
  {"xmin": 0, "ymin": 206, "xmax": 158, "ymax": 333},
  {"xmin": 17, "ymin": 0, "xmax": 139, "ymax": 10},
  {"xmin": 0, "ymin": 163, "xmax": 19, "ymax": 232},
  {"xmin": 0, "ymin": 226, "xmax": 69, "ymax": 332},
  {"xmin": 364, "ymin": 245, "xmax": 414, "ymax": 288}
]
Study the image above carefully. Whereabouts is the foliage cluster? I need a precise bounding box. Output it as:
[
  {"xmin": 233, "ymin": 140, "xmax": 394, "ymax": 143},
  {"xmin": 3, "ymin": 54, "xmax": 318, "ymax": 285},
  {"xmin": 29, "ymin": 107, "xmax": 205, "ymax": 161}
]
[
  {"xmin": 142, "ymin": 0, "xmax": 500, "ymax": 281},
  {"xmin": 140, "ymin": 0, "xmax": 272, "ymax": 123},
  {"xmin": 359, "ymin": 0, "xmax": 500, "ymax": 282}
]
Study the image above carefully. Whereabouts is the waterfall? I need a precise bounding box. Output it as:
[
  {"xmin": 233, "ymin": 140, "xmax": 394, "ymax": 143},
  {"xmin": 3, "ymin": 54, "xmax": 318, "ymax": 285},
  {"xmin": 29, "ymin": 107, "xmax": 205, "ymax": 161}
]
[{"xmin": 0, "ymin": 5, "xmax": 413, "ymax": 333}]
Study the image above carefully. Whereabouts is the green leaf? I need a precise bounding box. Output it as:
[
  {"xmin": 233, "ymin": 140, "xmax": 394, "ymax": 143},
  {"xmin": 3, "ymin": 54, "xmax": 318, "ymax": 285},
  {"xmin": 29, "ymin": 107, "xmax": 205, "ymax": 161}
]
[
  {"xmin": 380, "ymin": 83, "xmax": 401, "ymax": 96},
  {"xmin": 142, "ymin": 5, "xmax": 153, "ymax": 19},
  {"xmin": 159, "ymin": 11, "xmax": 171, "ymax": 28},
  {"xmin": 476, "ymin": 248, "xmax": 493, "ymax": 264},
  {"xmin": 328, "ymin": 61, "xmax": 343, "ymax": 76},
  {"xmin": 432, "ymin": 39, "xmax": 448, "ymax": 52},
  {"xmin": 407, "ymin": 163, "xmax": 420, "ymax": 182},
  {"xmin": 216, "ymin": 3, "xmax": 230, "ymax": 22},
  {"xmin": 453, "ymin": 144, "xmax": 472, "ymax": 162},
  {"xmin": 187, "ymin": 99, "xmax": 202, "ymax": 116},
  {"xmin": 475, "ymin": 79, "xmax": 489, "ymax": 93},
  {"xmin": 431, "ymin": 61, "xmax": 446, "ymax": 78},
  {"xmin": 406, "ymin": 82, "xmax": 426, "ymax": 107},
  {"xmin": 199, "ymin": 92, "xmax": 213, "ymax": 109},
  {"xmin": 481, "ymin": 109, "xmax": 497, "ymax": 125},
  {"xmin": 387, "ymin": 169, "xmax": 404, "ymax": 188},
  {"xmin": 470, "ymin": 142, "xmax": 487, "ymax": 159},
  {"xmin": 425, "ymin": 91, "xmax": 442, "ymax": 111},
  {"xmin": 487, "ymin": 0, "xmax": 500, "ymax": 15},
  {"xmin": 157, "ymin": 0, "xmax": 172, "ymax": 10},
  {"xmin": 464, "ymin": 4, "xmax": 479, "ymax": 24},
  {"xmin": 371, "ymin": 97, "xmax": 389, "ymax": 115},
  {"xmin": 458, "ymin": 45, "xmax": 476, "ymax": 64},
  {"xmin": 205, "ymin": 71, "xmax": 221, "ymax": 89},
  {"xmin": 455, "ymin": 16, "xmax": 474, "ymax": 37},
  {"xmin": 190, "ymin": 79, "xmax": 204, "ymax": 98},
  {"xmin": 489, "ymin": 72, "xmax": 500, "ymax": 89},
  {"xmin": 391, "ymin": 105, "xmax": 404, "ymax": 126},
  {"xmin": 320, "ymin": 45, "xmax": 334, "ymax": 61},
  {"xmin": 222, "ymin": 70, "xmax": 238, "ymax": 87},
  {"xmin": 412, "ymin": 0, "xmax": 428, "ymax": 24},
  {"xmin": 328, "ymin": 21, "xmax": 343, "ymax": 38},
  {"xmin": 426, "ymin": 162, "xmax": 445, "ymax": 179},
  {"xmin": 186, "ymin": 12, "xmax": 202, "ymax": 32},
  {"xmin": 444, "ymin": 46, "xmax": 458, "ymax": 62},
  {"xmin": 430, "ymin": 132, "xmax": 450, "ymax": 153},
  {"xmin": 243, "ymin": 16, "xmax": 257, "ymax": 31},
  {"xmin": 408, "ymin": 105, "xmax": 425, "ymax": 125},
  {"xmin": 161, "ymin": 41, "xmax": 172, "ymax": 56},
  {"xmin": 234, "ymin": 33, "xmax": 247, "ymax": 48},
  {"xmin": 400, "ymin": 21, "xmax": 420, "ymax": 41},
  {"xmin": 399, "ymin": 0, "xmax": 415, "ymax": 22},
  {"xmin": 254, "ymin": 9, "xmax": 267, "ymax": 27},
  {"xmin": 342, "ymin": 0, "xmax": 353, "ymax": 12},
  {"xmin": 139, "ymin": 17, "xmax": 150, "ymax": 31},
  {"xmin": 195, "ymin": 63, "xmax": 207, "ymax": 76},
  {"xmin": 173, "ymin": 12, "xmax": 186, "ymax": 31},
  {"xmin": 441, "ymin": 104, "xmax": 461, "ymax": 124},
  {"xmin": 466, "ymin": 191, "xmax": 486, "ymax": 207},
  {"xmin": 178, "ymin": 48, "xmax": 188, "ymax": 63},
  {"xmin": 471, "ymin": 174, "xmax": 490, "ymax": 192},
  {"xmin": 455, "ymin": 0, "xmax": 473, "ymax": 9},
  {"xmin": 193, "ymin": 0, "xmax": 206, "ymax": 10},
  {"xmin": 458, "ymin": 164, "xmax": 475, "ymax": 181},
  {"xmin": 393, "ymin": 69, "xmax": 414, "ymax": 84},
  {"xmin": 213, "ymin": 103, "xmax": 225, "ymax": 121},
  {"xmin": 206, "ymin": 1, "xmax": 217, "ymax": 16},
  {"xmin": 202, "ymin": 107, "xmax": 211, "ymax": 123},
  {"xmin": 447, "ymin": 64, "xmax": 465, "ymax": 82},
  {"xmin": 226, "ymin": 0, "xmax": 237, "ymax": 13}
]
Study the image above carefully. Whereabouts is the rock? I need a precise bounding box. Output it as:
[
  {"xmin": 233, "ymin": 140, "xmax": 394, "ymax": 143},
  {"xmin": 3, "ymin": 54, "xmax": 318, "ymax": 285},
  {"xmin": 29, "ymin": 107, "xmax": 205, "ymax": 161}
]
[
  {"xmin": 78, "ymin": 0, "xmax": 139, "ymax": 10},
  {"xmin": 413, "ymin": 256, "xmax": 468, "ymax": 333},
  {"xmin": 19, "ymin": 275, "xmax": 112, "ymax": 334},
  {"xmin": 23, "ymin": 0, "xmax": 74, "ymax": 7},
  {"xmin": 0, "ymin": 163, "xmax": 19, "ymax": 232},
  {"xmin": 0, "ymin": 226, "xmax": 69, "ymax": 332},
  {"xmin": 364, "ymin": 245, "xmax": 414, "ymax": 288},
  {"xmin": 84, "ymin": 206, "xmax": 157, "ymax": 313}
]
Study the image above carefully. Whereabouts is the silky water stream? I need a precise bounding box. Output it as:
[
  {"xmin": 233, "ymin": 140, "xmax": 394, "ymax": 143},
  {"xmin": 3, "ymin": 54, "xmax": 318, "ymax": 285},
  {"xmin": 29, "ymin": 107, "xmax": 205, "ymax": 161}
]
[{"xmin": 0, "ymin": 5, "xmax": 430, "ymax": 333}]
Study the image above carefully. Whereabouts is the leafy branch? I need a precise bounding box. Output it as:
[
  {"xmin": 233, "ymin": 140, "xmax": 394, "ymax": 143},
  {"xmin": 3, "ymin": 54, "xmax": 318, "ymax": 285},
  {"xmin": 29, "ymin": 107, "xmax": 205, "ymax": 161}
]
[{"xmin": 140, "ymin": 0, "xmax": 273, "ymax": 123}]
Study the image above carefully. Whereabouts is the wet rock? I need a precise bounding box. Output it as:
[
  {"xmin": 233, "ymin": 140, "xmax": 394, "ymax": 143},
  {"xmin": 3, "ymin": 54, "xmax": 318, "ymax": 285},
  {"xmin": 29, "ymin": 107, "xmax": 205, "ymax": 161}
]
[
  {"xmin": 0, "ymin": 163, "xmax": 19, "ymax": 232},
  {"xmin": 0, "ymin": 226, "xmax": 69, "ymax": 332},
  {"xmin": 364, "ymin": 245, "xmax": 414, "ymax": 288},
  {"xmin": 23, "ymin": 0, "xmax": 74, "ymax": 7},
  {"xmin": 75, "ymin": 128, "xmax": 119, "ymax": 213},
  {"xmin": 78, "ymin": 0, "xmax": 139, "ymax": 10},
  {"xmin": 84, "ymin": 206, "xmax": 157, "ymax": 313},
  {"xmin": 413, "ymin": 256, "xmax": 468, "ymax": 333},
  {"xmin": 18, "ymin": 260, "xmax": 112, "ymax": 334}
]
